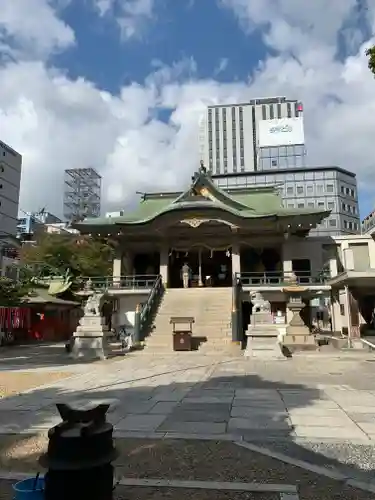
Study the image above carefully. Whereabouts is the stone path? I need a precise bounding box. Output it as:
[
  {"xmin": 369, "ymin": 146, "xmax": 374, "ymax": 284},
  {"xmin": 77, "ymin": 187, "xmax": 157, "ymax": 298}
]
[{"xmin": 1, "ymin": 352, "xmax": 375, "ymax": 442}]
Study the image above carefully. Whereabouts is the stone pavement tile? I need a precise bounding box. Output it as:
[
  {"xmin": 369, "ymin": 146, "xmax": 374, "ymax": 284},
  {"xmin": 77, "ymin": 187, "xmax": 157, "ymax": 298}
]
[
  {"xmin": 293, "ymin": 425, "xmax": 367, "ymax": 439},
  {"xmin": 240, "ymin": 429, "xmax": 293, "ymax": 440},
  {"xmin": 231, "ymin": 406, "xmax": 289, "ymax": 419},
  {"xmin": 183, "ymin": 396, "xmax": 234, "ymax": 404},
  {"xmin": 338, "ymin": 405, "xmax": 375, "ymax": 414},
  {"xmin": 188, "ymin": 390, "xmax": 235, "ymax": 398},
  {"xmin": 347, "ymin": 413, "xmax": 375, "ymax": 423},
  {"xmin": 287, "ymin": 407, "xmax": 345, "ymax": 416},
  {"xmin": 288, "ymin": 415, "xmax": 355, "ymax": 426},
  {"xmin": 233, "ymin": 398, "xmax": 286, "ymax": 409},
  {"xmin": 151, "ymin": 392, "xmax": 187, "ymax": 403},
  {"xmin": 284, "ymin": 400, "xmax": 340, "ymax": 410},
  {"xmin": 178, "ymin": 402, "xmax": 231, "ymax": 412},
  {"xmin": 228, "ymin": 417, "xmax": 291, "ymax": 431},
  {"xmin": 157, "ymin": 420, "xmax": 227, "ymax": 434},
  {"xmin": 116, "ymin": 414, "xmax": 167, "ymax": 431},
  {"xmin": 167, "ymin": 410, "xmax": 229, "ymax": 423},
  {"xmin": 355, "ymin": 422, "xmax": 375, "ymax": 435},
  {"xmin": 117, "ymin": 400, "xmax": 157, "ymax": 414},
  {"xmin": 235, "ymin": 389, "xmax": 281, "ymax": 399},
  {"xmin": 149, "ymin": 401, "xmax": 179, "ymax": 414},
  {"xmin": 332, "ymin": 397, "xmax": 375, "ymax": 407}
]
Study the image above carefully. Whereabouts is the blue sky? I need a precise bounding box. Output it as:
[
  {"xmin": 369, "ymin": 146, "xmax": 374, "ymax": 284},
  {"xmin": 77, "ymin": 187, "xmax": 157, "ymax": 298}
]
[
  {"xmin": 0, "ymin": 0, "xmax": 375, "ymax": 218},
  {"xmin": 55, "ymin": 0, "xmax": 267, "ymax": 92}
]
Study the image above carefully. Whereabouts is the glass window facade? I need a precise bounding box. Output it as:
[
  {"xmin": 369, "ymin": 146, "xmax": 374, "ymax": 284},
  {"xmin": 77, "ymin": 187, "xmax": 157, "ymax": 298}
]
[{"xmin": 213, "ymin": 167, "xmax": 359, "ymax": 236}]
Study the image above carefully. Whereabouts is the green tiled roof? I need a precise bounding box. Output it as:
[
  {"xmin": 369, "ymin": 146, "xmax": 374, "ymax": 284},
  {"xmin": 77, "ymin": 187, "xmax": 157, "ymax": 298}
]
[{"xmin": 73, "ymin": 167, "xmax": 329, "ymax": 231}]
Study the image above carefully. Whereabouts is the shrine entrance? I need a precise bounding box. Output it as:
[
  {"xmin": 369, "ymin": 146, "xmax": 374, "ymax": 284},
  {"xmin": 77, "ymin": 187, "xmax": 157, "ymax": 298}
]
[{"xmin": 168, "ymin": 247, "xmax": 232, "ymax": 288}]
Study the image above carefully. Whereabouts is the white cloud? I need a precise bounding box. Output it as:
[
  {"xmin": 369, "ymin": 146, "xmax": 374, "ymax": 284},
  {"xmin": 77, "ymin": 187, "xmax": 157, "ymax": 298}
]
[
  {"xmin": 0, "ymin": 0, "xmax": 75, "ymax": 60},
  {"xmin": 214, "ymin": 58, "xmax": 229, "ymax": 75},
  {"xmin": 92, "ymin": 0, "xmax": 156, "ymax": 40},
  {"xmin": 2, "ymin": 0, "xmax": 375, "ymax": 219}
]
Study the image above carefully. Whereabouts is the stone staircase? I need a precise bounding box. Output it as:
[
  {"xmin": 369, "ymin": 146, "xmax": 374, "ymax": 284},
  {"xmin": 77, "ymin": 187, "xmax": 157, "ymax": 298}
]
[{"xmin": 144, "ymin": 287, "xmax": 238, "ymax": 354}]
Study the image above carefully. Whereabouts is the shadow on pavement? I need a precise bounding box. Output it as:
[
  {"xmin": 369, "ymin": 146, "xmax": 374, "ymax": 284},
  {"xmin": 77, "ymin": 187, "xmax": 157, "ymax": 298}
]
[
  {"xmin": 0, "ymin": 355, "xmax": 374, "ymax": 494},
  {"xmin": 0, "ymin": 342, "xmax": 125, "ymax": 371}
]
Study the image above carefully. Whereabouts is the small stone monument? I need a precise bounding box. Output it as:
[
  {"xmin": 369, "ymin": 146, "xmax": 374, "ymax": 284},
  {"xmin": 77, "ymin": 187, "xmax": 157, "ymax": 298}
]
[
  {"xmin": 71, "ymin": 279, "xmax": 109, "ymax": 360},
  {"xmin": 282, "ymin": 285, "xmax": 317, "ymax": 352}
]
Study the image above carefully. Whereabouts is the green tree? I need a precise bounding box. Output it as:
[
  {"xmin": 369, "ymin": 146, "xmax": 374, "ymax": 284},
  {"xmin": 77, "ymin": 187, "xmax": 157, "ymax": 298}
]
[
  {"xmin": 366, "ymin": 46, "xmax": 375, "ymax": 76},
  {"xmin": 20, "ymin": 233, "xmax": 114, "ymax": 278},
  {"xmin": 0, "ymin": 275, "xmax": 33, "ymax": 306}
]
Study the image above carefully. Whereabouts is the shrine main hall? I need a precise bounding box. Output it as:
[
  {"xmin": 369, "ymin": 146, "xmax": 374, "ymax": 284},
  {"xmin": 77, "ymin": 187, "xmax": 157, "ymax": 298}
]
[{"xmin": 73, "ymin": 165, "xmax": 375, "ymax": 345}]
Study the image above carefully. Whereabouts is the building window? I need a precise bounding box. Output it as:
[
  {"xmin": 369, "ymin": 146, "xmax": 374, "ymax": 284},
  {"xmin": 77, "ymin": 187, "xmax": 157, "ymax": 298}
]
[
  {"xmin": 307, "ymin": 202, "xmax": 314, "ymax": 208},
  {"xmin": 327, "ymin": 202, "xmax": 334, "ymax": 209},
  {"xmin": 341, "ymin": 186, "xmax": 345, "ymax": 194},
  {"xmin": 288, "ymin": 203, "xmax": 294, "ymax": 208},
  {"xmin": 297, "ymin": 203, "xmax": 305, "ymax": 208},
  {"xmin": 269, "ymin": 105, "xmax": 274, "ymax": 119},
  {"xmin": 296, "ymin": 186, "xmax": 303, "ymax": 194},
  {"xmin": 317, "ymin": 184, "xmax": 323, "ymax": 193},
  {"xmin": 350, "ymin": 188, "xmax": 355, "ymax": 197},
  {"xmin": 262, "ymin": 105, "xmax": 266, "ymax": 120},
  {"xmin": 346, "ymin": 187, "xmax": 350, "ymax": 195},
  {"xmin": 286, "ymin": 186, "xmax": 293, "ymax": 195},
  {"xmin": 344, "ymin": 220, "xmax": 348, "ymax": 229},
  {"xmin": 342, "ymin": 202, "xmax": 346, "ymax": 211},
  {"xmin": 277, "ymin": 103, "xmax": 281, "ymax": 119},
  {"xmin": 287, "ymin": 102, "xmax": 291, "ymax": 118},
  {"xmin": 318, "ymin": 202, "xmax": 325, "ymax": 208},
  {"xmin": 326, "ymin": 184, "xmax": 334, "ymax": 193},
  {"xmin": 306, "ymin": 185, "xmax": 313, "ymax": 193}
]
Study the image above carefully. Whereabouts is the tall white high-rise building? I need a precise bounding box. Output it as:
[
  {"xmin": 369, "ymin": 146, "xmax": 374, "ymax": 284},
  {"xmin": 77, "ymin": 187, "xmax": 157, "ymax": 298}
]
[
  {"xmin": 0, "ymin": 139, "xmax": 22, "ymax": 236},
  {"xmin": 199, "ymin": 97, "xmax": 305, "ymax": 175}
]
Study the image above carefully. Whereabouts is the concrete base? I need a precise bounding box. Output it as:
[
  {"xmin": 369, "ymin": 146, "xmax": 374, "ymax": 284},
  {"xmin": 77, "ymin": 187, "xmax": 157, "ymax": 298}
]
[
  {"xmin": 71, "ymin": 336, "xmax": 107, "ymax": 360},
  {"xmin": 244, "ymin": 336, "xmax": 285, "ymax": 359}
]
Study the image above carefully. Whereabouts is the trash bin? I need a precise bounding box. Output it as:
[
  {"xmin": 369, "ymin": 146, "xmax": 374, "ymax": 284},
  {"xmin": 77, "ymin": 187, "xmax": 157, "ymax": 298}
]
[
  {"xmin": 173, "ymin": 331, "xmax": 192, "ymax": 351},
  {"xmin": 39, "ymin": 403, "xmax": 118, "ymax": 500},
  {"xmin": 170, "ymin": 317, "xmax": 194, "ymax": 352}
]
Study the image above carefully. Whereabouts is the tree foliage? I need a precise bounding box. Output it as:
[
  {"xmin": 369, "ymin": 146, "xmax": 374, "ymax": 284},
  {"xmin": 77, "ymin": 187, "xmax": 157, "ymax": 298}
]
[
  {"xmin": 20, "ymin": 234, "xmax": 114, "ymax": 278},
  {"xmin": 0, "ymin": 275, "xmax": 33, "ymax": 307},
  {"xmin": 366, "ymin": 46, "xmax": 375, "ymax": 76}
]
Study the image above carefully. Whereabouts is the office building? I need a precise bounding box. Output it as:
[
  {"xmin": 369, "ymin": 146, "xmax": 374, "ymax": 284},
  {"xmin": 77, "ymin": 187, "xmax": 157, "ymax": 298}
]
[
  {"xmin": 362, "ymin": 209, "xmax": 375, "ymax": 235},
  {"xmin": 17, "ymin": 211, "xmax": 62, "ymax": 240},
  {"xmin": 64, "ymin": 167, "xmax": 101, "ymax": 222},
  {"xmin": 213, "ymin": 166, "xmax": 360, "ymax": 236},
  {"xmin": 199, "ymin": 97, "xmax": 305, "ymax": 175},
  {"xmin": 0, "ymin": 139, "xmax": 22, "ymax": 236}
]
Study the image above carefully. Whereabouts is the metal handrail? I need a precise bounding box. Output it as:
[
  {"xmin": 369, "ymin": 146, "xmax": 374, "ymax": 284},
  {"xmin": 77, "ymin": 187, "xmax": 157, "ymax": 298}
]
[
  {"xmin": 236, "ymin": 271, "xmax": 330, "ymax": 287},
  {"xmin": 135, "ymin": 275, "xmax": 164, "ymax": 342},
  {"xmin": 80, "ymin": 274, "xmax": 158, "ymax": 290}
]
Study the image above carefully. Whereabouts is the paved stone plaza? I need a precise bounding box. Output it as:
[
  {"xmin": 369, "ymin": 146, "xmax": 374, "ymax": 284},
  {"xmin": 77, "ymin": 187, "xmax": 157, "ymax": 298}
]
[{"xmin": 2, "ymin": 350, "xmax": 375, "ymax": 443}]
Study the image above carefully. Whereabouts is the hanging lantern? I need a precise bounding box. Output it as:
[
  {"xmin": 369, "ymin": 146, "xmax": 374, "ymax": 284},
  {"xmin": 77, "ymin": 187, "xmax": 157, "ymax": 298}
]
[{"xmin": 226, "ymin": 249, "xmax": 231, "ymax": 258}]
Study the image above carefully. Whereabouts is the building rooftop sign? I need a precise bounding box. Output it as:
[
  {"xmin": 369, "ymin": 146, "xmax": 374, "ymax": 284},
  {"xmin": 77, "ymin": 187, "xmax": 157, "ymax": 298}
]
[{"xmin": 258, "ymin": 117, "xmax": 305, "ymax": 148}]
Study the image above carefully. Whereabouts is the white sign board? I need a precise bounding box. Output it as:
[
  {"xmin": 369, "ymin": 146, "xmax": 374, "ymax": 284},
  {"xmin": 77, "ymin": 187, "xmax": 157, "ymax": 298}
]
[{"xmin": 258, "ymin": 117, "xmax": 305, "ymax": 148}]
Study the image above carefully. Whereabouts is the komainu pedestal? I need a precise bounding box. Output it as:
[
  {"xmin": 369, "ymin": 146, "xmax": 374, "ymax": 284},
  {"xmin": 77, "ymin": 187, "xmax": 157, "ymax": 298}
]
[
  {"xmin": 282, "ymin": 286, "xmax": 317, "ymax": 352},
  {"xmin": 71, "ymin": 292, "xmax": 109, "ymax": 360}
]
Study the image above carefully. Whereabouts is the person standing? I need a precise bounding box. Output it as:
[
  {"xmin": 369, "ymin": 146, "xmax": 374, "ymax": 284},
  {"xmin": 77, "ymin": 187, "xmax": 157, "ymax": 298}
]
[{"xmin": 181, "ymin": 262, "xmax": 191, "ymax": 288}]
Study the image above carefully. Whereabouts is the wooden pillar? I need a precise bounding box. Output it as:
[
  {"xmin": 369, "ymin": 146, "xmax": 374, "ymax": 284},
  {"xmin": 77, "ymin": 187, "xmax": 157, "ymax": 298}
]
[
  {"xmin": 231, "ymin": 242, "xmax": 241, "ymax": 275},
  {"xmin": 159, "ymin": 246, "xmax": 169, "ymax": 287},
  {"xmin": 113, "ymin": 249, "xmax": 122, "ymax": 287}
]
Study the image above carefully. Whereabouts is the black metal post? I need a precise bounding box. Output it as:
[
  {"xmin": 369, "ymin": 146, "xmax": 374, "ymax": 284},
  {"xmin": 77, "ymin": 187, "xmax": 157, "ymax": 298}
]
[
  {"xmin": 40, "ymin": 404, "xmax": 118, "ymax": 500},
  {"xmin": 133, "ymin": 303, "xmax": 142, "ymax": 343}
]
